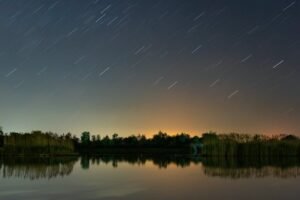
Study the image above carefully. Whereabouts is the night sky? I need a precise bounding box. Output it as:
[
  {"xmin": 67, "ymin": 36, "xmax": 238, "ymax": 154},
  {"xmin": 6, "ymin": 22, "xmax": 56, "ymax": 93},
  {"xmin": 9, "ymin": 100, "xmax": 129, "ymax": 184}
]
[{"xmin": 0, "ymin": 0, "xmax": 299, "ymax": 136}]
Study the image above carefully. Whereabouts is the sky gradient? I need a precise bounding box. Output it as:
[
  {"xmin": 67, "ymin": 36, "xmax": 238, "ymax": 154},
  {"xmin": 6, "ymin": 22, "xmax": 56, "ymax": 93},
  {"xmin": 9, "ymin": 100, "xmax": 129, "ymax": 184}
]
[{"xmin": 0, "ymin": 0, "xmax": 300, "ymax": 136}]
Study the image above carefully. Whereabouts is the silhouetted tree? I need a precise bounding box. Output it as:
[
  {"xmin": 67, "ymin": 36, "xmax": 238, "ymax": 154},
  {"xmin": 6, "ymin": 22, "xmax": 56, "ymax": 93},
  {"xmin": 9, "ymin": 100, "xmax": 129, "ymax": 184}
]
[
  {"xmin": 91, "ymin": 135, "xmax": 96, "ymax": 142},
  {"xmin": 65, "ymin": 132, "xmax": 72, "ymax": 140},
  {"xmin": 81, "ymin": 132, "xmax": 90, "ymax": 145},
  {"xmin": 0, "ymin": 126, "xmax": 4, "ymax": 147},
  {"xmin": 101, "ymin": 135, "xmax": 111, "ymax": 146},
  {"xmin": 96, "ymin": 135, "xmax": 101, "ymax": 141},
  {"xmin": 201, "ymin": 132, "xmax": 300, "ymax": 157}
]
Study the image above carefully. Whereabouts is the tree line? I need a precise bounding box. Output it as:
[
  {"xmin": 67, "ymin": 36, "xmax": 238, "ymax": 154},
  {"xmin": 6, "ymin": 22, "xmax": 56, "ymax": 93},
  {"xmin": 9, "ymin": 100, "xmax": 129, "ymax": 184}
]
[
  {"xmin": 0, "ymin": 128, "xmax": 200, "ymax": 154},
  {"xmin": 1, "ymin": 126, "xmax": 300, "ymax": 157},
  {"xmin": 202, "ymin": 131, "xmax": 300, "ymax": 157},
  {"xmin": 0, "ymin": 128, "xmax": 74, "ymax": 155},
  {"xmin": 78, "ymin": 131, "xmax": 200, "ymax": 152}
]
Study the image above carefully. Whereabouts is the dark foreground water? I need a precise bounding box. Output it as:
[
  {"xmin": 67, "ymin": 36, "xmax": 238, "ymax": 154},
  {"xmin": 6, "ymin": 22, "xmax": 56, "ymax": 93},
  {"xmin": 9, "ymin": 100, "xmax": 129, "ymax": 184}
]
[{"xmin": 1, "ymin": 155, "xmax": 300, "ymax": 200}]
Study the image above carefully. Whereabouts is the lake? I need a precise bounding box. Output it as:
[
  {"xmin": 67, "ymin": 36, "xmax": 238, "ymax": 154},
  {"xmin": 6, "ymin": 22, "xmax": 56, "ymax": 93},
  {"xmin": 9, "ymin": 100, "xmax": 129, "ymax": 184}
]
[{"xmin": 1, "ymin": 155, "xmax": 300, "ymax": 200}]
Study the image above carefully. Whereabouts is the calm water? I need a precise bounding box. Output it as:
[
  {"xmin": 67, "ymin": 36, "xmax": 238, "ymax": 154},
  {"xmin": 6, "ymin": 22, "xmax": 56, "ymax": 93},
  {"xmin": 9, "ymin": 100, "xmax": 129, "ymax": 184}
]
[{"xmin": 1, "ymin": 155, "xmax": 300, "ymax": 200}]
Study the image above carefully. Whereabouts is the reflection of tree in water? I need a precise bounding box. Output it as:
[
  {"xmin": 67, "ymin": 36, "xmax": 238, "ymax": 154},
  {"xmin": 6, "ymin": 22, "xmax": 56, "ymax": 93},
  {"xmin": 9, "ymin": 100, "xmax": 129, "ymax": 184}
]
[
  {"xmin": 0, "ymin": 157, "xmax": 78, "ymax": 180},
  {"xmin": 202, "ymin": 157, "xmax": 300, "ymax": 179},
  {"xmin": 152, "ymin": 156, "xmax": 201, "ymax": 168},
  {"xmin": 81, "ymin": 154, "xmax": 202, "ymax": 169},
  {"xmin": 3, "ymin": 155, "xmax": 299, "ymax": 179}
]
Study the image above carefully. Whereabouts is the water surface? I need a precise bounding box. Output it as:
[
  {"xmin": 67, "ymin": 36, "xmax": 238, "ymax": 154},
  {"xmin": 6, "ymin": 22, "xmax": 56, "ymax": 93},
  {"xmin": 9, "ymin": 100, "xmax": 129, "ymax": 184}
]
[{"xmin": 1, "ymin": 155, "xmax": 300, "ymax": 200}]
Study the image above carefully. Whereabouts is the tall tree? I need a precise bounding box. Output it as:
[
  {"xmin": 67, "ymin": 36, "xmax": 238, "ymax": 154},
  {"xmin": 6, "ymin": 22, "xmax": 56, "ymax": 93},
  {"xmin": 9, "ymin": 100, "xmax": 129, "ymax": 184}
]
[
  {"xmin": 81, "ymin": 132, "xmax": 90, "ymax": 145},
  {"xmin": 0, "ymin": 126, "xmax": 3, "ymax": 147}
]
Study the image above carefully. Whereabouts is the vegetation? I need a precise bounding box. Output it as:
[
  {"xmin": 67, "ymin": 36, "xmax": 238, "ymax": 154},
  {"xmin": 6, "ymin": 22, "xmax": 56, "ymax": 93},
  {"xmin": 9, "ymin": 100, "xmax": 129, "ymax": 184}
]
[
  {"xmin": 0, "ymin": 126, "xmax": 3, "ymax": 148},
  {"xmin": 202, "ymin": 131, "xmax": 300, "ymax": 157},
  {"xmin": 1, "ymin": 126, "xmax": 300, "ymax": 158},
  {"xmin": 78, "ymin": 131, "xmax": 200, "ymax": 153},
  {"xmin": 0, "ymin": 130, "xmax": 75, "ymax": 155},
  {"xmin": 0, "ymin": 129, "xmax": 199, "ymax": 155}
]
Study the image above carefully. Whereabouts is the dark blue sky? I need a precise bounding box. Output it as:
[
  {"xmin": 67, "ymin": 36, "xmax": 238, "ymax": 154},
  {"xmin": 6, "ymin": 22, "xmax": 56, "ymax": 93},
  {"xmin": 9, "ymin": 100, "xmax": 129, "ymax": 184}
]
[{"xmin": 0, "ymin": 0, "xmax": 299, "ymax": 136}]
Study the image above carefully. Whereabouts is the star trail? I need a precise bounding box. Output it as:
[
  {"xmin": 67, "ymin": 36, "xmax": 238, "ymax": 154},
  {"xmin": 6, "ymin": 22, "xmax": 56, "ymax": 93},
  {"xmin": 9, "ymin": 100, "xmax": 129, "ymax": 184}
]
[{"xmin": 0, "ymin": 0, "xmax": 299, "ymax": 136}]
